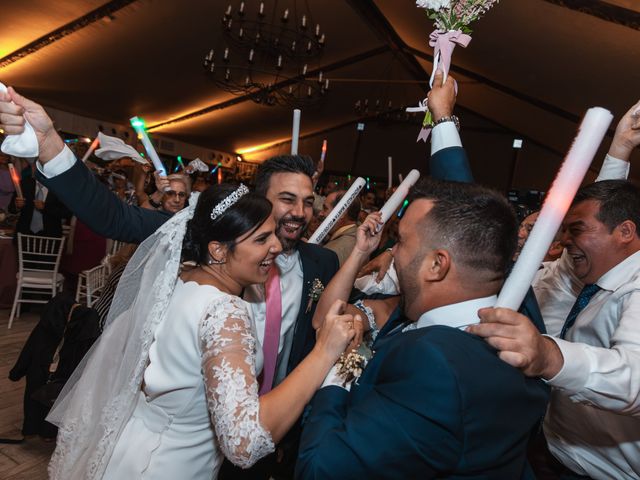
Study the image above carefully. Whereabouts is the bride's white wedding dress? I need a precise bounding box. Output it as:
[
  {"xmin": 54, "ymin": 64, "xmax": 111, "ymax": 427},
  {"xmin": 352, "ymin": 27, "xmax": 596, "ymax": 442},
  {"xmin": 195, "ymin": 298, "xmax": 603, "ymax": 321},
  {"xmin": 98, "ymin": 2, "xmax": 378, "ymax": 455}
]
[{"xmin": 101, "ymin": 278, "xmax": 273, "ymax": 479}]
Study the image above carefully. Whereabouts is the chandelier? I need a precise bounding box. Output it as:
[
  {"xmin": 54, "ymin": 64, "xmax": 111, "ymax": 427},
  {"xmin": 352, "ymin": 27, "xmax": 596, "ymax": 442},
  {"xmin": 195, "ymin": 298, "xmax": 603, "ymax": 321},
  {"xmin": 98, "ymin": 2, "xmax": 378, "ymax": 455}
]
[
  {"xmin": 354, "ymin": 97, "xmax": 420, "ymax": 124},
  {"xmin": 203, "ymin": 1, "xmax": 329, "ymax": 107}
]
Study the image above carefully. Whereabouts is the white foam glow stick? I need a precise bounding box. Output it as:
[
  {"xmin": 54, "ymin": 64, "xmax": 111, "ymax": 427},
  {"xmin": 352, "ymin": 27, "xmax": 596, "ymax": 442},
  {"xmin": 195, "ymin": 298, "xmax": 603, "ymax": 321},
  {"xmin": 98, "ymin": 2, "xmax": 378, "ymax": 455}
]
[
  {"xmin": 387, "ymin": 156, "xmax": 393, "ymax": 190},
  {"xmin": 308, "ymin": 177, "xmax": 366, "ymax": 244},
  {"xmin": 80, "ymin": 137, "xmax": 100, "ymax": 163},
  {"xmin": 130, "ymin": 116, "xmax": 166, "ymax": 176},
  {"xmin": 398, "ymin": 173, "xmax": 404, "ymax": 183},
  {"xmin": 379, "ymin": 169, "xmax": 420, "ymax": 223},
  {"xmin": 291, "ymin": 109, "xmax": 301, "ymax": 154},
  {"xmin": 320, "ymin": 139, "xmax": 327, "ymax": 164},
  {"xmin": 8, "ymin": 163, "xmax": 23, "ymax": 199},
  {"xmin": 496, "ymin": 107, "xmax": 613, "ymax": 310}
]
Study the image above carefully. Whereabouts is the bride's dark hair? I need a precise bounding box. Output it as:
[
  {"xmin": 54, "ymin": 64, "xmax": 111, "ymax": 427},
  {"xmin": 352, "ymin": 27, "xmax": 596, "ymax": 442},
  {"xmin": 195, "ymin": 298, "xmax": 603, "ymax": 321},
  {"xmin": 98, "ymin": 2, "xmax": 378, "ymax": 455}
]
[{"xmin": 182, "ymin": 183, "xmax": 272, "ymax": 264}]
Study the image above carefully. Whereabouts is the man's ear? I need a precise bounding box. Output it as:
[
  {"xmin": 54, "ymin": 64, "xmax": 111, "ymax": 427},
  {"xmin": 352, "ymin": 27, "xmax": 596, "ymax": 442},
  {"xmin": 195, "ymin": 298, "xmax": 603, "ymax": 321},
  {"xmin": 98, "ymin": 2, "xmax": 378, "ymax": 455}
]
[
  {"xmin": 421, "ymin": 249, "xmax": 451, "ymax": 282},
  {"xmin": 616, "ymin": 220, "xmax": 637, "ymax": 245}
]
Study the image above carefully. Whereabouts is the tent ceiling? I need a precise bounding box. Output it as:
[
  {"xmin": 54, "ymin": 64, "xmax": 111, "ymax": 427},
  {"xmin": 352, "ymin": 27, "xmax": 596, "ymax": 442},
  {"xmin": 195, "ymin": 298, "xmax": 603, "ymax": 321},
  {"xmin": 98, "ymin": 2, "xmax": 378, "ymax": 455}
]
[{"xmin": 1, "ymin": 0, "xmax": 638, "ymax": 189}]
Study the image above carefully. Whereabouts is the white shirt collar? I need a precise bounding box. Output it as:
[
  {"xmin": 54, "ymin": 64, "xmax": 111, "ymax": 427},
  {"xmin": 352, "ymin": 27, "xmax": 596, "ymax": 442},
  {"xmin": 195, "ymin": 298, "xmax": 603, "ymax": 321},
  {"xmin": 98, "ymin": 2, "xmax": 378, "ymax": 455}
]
[
  {"xmin": 413, "ymin": 295, "xmax": 497, "ymax": 331},
  {"xmin": 596, "ymin": 250, "xmax": 640, "ymax": 292},
  {"xmin": 275, "ymin": 249, "xmax": 301, "ymax": 275}
]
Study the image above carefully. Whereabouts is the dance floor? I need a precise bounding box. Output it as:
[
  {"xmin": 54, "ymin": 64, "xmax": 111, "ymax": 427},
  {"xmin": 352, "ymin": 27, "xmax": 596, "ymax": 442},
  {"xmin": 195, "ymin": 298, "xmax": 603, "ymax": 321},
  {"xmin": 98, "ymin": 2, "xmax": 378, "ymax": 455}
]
[{"xmin": 0, "ymin": 309, "xmax": 53, "ymax": 480}]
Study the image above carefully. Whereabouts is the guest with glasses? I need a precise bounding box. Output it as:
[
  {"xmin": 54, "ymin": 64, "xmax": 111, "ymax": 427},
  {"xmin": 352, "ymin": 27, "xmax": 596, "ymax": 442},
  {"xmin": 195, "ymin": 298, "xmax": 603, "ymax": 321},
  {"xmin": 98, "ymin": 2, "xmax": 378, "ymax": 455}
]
[{"xmin": 141, "ymin": 171, "xmax": 191, "ymax": 213}]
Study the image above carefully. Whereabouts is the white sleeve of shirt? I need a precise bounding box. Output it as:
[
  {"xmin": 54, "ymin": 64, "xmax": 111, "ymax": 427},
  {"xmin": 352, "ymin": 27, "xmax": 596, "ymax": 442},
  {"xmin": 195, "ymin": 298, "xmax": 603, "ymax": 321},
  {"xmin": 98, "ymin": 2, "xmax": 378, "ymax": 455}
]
[
  {"xmin": 431, "ymin": 121, "xmax": 462, "ymax": 156},
  {"xmin": 320, "ymin": 364, "xmax": 351, "ymax": 391},
  {"xmin": 595, "ymin": 154, "xmax": 630, "ymax": 182},
  {"xmin": 36, "ymin": 145, "xmax": 77, "ymax": 179},
  {"xmin": 544, "ymin": 291, "xmax": 640, "ymax": 415}
]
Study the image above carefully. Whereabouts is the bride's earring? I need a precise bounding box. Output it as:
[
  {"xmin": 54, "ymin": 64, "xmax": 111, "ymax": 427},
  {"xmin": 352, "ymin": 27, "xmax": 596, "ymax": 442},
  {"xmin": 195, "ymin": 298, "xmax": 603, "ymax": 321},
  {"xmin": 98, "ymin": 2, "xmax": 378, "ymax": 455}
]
[{"xmin": 207, "ymin": 254, "xmax": 226, "ymax": 265}]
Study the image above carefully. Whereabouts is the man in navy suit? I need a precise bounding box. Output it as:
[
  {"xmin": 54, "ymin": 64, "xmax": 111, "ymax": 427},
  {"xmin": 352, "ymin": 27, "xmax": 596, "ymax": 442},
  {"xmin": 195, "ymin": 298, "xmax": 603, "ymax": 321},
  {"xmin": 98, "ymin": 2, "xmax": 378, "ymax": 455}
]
[{"xmin": 296, "ymin": 179, "xmax": 549, "ymax": 479}]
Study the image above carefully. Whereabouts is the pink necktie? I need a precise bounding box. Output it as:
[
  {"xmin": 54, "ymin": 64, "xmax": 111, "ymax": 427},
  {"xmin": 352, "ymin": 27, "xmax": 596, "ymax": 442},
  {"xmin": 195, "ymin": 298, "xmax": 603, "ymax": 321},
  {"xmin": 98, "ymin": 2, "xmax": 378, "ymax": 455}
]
[{"xmin": 259, "ymin": 265, "xmax": 282, "ymax": 395}]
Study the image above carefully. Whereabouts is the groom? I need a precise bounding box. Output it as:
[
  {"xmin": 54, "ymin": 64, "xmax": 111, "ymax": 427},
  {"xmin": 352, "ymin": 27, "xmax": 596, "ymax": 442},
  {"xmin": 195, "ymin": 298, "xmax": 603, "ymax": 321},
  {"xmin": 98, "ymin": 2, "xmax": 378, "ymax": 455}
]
[{"xmin": 296, "ymin": 179, "xmax": 549, "ymax": 479}]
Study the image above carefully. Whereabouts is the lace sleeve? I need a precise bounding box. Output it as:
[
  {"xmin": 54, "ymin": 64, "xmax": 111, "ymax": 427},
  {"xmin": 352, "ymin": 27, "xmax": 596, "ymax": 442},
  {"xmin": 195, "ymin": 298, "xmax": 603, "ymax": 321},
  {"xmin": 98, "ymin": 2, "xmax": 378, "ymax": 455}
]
[{"xmin": 199, "ymin": 295, "xmax": 275, "ymax": 468}]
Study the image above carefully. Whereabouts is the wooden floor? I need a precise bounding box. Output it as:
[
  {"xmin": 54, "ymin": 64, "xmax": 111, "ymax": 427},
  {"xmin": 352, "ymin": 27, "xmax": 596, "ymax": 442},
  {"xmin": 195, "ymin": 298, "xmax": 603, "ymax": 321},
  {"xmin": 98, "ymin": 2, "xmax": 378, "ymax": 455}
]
[{"xmin": 0, "ymin": 308, "xmax": 54, "ymax": 480}]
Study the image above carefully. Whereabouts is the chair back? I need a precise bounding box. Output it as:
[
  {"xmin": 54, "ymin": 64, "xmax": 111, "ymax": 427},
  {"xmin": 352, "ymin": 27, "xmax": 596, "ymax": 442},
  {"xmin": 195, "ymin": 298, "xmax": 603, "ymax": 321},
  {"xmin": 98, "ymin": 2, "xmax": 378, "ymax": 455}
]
[
  {"xmin": 17, "ymin": 233, "xmax": 66, "ymax": 279},
  {"xmin": 84, "ymin": 264, "xmax": 108, "ymax": 307},
  {"xmin": 107, "ymin": 239, "xmax": 126, "ymax": 256}
]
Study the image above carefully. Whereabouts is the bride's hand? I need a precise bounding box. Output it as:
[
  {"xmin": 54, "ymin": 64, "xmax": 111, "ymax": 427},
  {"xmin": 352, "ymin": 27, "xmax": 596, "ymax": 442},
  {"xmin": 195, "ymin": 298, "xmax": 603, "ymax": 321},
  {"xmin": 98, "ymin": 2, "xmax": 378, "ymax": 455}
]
[
  {"xmin": 344, "ymin": 314, "xmax": 363, "ymax": 354},
  {"xmin": 315, "ymin": 300, "xmax": 357, "ymax": 362}
]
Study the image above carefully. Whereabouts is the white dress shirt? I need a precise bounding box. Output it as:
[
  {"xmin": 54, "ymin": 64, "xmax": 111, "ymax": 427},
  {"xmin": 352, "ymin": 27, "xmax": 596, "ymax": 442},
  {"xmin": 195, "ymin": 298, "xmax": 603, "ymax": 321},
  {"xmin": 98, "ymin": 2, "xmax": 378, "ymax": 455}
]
[
  {"xmin": 406, "ymin": 295, "xmax": 496, "ymax": 331},
  {"xmin": 322, "ymin": 295, "xmax": 497, "ymax": 391},
  {"xmin": 541, "ymin": 250, "xmax": 640, "ymax": 480},
  {"xmin": 243, "ymin": 251, "xmax": 304, "ymax": 387},
  {"xmin": 533, "ymin": 153, "xmax": 639, "ymax": 479},
  {"xmin": 37, "ymin": 144, "xmax": 77, "ymax": 178}
]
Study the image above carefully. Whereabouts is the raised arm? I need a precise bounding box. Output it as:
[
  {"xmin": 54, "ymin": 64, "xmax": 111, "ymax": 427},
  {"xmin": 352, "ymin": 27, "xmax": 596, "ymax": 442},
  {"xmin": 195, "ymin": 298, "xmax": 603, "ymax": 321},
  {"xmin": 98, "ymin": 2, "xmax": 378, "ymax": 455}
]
[
  {"xmin": 200, "ymin": 296, "xmax": 356, "ymax": 468},
  {"xmin": 312, "ymin": 213, "xmax": 384, "ymax": 330},
  {"xmin": 0, "ymin": 87, "xmax": 168, "ymax": 243},
  {"xmin": 596, "ymin": 99, "xmax": 640, "ymax": 181},
  {"xmin": 428, "ymin": 70, "xmax": 473, "ymax": 183},
  {"xmin": 37, "ymin": 149, "xmax": 169, "ymax": 243}
]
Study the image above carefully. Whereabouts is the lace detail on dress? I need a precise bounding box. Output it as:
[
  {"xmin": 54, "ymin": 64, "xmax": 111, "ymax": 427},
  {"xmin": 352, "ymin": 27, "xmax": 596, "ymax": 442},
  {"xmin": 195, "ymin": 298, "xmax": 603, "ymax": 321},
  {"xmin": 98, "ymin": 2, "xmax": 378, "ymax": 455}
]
[{"xmin": 199, "ymin": 295, "xmax": 275, "ymax": 469}]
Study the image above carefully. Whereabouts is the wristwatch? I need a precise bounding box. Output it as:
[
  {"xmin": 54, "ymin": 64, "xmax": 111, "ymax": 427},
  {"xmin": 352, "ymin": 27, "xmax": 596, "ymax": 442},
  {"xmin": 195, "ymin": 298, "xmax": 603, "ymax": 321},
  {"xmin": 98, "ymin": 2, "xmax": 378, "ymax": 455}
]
[
  {"xmin": 149, "ymin": 197, "xmax": 161, "ymax": 209},
  {"xmin": 433, "ymin": 115, "xmax": 460, "ymax": 131}
]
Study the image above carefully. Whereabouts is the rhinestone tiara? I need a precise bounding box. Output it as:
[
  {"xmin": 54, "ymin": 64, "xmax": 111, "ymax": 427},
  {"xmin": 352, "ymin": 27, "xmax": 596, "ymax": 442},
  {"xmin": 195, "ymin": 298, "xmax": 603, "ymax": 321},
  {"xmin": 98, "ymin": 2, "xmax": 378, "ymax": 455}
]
[{"xmin": 210, "ymin": 184, "xmax": 250, "ymax": 221}]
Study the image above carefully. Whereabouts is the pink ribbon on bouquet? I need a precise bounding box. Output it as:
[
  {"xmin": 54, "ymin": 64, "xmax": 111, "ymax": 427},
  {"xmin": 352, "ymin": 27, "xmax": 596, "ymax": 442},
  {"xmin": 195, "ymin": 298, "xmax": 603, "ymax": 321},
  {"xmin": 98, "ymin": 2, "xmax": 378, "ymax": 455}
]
[
  {"xmin": 429, "ymin": 29, "xmax": 472, "ymax": 87},
  {"xmin": 415, "ymin": 30, "xmax": 471, "ymax": 143}
]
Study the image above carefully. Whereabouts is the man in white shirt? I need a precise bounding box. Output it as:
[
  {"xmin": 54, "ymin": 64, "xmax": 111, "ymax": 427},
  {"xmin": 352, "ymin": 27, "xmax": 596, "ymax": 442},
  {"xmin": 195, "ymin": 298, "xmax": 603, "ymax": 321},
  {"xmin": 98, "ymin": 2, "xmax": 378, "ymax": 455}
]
[{"xmin": 469, "ymin": 176, "xmax": 640, "ymax": 478}]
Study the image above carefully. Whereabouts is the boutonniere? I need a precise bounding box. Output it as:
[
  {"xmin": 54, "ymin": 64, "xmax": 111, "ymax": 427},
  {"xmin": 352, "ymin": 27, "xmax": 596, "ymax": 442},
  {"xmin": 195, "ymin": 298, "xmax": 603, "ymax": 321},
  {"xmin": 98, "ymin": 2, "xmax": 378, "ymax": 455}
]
[
  {"xmin": 305, "ymin": 278, "xmax": 325, "ymax": 313},
  {"xmin": 335, "ymin": 343, "xmax": 372, "ymax": 387}
]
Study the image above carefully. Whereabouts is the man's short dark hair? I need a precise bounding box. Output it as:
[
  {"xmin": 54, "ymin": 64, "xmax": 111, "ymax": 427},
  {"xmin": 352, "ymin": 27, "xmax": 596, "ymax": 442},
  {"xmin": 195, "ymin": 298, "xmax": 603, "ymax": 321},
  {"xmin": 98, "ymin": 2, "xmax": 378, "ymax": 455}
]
[
  {"xmin": 255, "ymin": 155, "xmax": 315, "ymax": 196},
  {"xmin": 573, "ymin": 180, "xmax": 640, "ymax": 233},
  {"xmin": 332, "ymin": 191, "xmax": 361, "ymax": 222},
  {"xmin": 409, "ymin": 179, "xmax": 518, "ymax": 275}
]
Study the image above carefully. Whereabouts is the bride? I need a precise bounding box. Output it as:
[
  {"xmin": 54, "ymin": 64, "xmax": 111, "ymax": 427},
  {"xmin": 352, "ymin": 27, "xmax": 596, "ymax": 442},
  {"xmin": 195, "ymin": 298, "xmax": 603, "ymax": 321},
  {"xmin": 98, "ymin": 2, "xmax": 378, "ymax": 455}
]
[{"xmin": 47, "ymin": 183, "xmax": 358, "ymax": 479}]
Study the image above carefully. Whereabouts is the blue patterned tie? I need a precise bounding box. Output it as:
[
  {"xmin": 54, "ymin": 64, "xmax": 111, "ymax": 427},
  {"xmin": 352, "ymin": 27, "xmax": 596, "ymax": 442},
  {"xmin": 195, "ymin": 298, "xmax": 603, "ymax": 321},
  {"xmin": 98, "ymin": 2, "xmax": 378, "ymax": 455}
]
[{"xmin": 560, "ymin": 284, "xmax": 601, "ymax": 339}]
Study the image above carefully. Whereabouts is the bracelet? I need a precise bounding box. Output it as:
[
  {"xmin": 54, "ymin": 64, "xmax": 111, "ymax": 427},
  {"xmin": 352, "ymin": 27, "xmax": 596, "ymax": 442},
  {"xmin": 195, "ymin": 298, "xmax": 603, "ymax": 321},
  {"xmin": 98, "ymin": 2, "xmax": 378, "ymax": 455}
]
[
  {"xmin": 354, "ymin": 300, "xmax": 378, "ymax": 341},
  {"xmin": 149, "ymin": 197, "xmax": 161, "ymax": 209},
  {"xmin": 433, "ymin": 115, "xmax": 460, "ymax": 131}
]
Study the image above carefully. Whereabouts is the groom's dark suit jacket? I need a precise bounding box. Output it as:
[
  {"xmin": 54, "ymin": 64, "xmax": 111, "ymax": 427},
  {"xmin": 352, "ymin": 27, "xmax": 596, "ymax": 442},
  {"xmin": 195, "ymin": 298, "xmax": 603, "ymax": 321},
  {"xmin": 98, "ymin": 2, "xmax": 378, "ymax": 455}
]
[{"xmin": 296, "ymin": 314, "xmax": 549, "ymax": 479}]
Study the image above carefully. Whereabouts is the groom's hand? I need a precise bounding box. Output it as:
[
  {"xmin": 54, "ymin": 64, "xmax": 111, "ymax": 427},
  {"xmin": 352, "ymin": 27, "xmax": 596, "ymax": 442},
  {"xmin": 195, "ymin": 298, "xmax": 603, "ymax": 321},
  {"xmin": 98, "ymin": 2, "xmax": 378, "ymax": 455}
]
[{"xmin": 0, "ymin": 87, "xmax": 64, "ymax": 163}]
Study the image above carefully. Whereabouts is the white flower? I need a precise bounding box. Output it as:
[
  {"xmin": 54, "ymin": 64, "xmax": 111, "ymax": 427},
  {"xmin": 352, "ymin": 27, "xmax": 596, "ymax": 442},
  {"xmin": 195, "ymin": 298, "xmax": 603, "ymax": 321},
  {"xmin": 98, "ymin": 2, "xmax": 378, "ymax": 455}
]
[{"xmin": 416, "ymin": 0, "xmax": 451, "ymax": 11}]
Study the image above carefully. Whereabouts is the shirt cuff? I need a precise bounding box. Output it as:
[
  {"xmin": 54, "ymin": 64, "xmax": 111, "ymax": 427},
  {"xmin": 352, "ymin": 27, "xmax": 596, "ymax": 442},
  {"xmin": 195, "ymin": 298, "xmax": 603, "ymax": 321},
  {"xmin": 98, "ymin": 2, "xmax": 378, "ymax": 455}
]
[
  {"xmin": 321, "ymin": 364, "xmax": 351, "ymax": 391},
  {"xmin": 543, "ymin": 336, "xmax": 590, "ymax": 394},
  {"xmin": 595, "ymin": 154, "xmax": 630, "ymax": 182},
  {"xmin": 431, "ymin": 121, "xmax": 462, "ymax": 156},
  {"xmin": 36, "ymin": 145, "xmax": 77, "ymax": 178}
]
